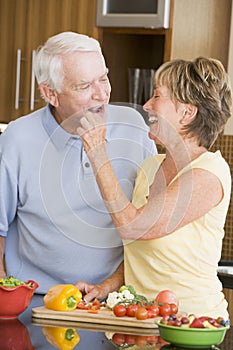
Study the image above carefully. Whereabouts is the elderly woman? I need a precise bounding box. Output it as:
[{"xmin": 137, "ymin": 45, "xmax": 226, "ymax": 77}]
[{"xmin": 77, "ymin": 57, "xmax": 232, "ymax": 319}]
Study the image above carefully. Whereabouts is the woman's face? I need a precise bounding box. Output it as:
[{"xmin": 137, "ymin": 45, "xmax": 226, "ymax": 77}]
[
  {"xmin": 143, "ymin": 85, "xmax": 185, "ymax": 146},
  {"xmin": 55, "ymin": 51, "xmax": 111, "ymax": 122}
]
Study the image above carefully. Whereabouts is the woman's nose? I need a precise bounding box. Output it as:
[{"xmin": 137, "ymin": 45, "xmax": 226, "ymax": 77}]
[{"xmin": 143, "ymin": 98, "xmax": 152, "ymax": 112}]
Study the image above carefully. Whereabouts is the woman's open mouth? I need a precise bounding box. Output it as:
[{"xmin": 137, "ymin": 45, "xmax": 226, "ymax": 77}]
[{"xmin": 148, "ymin": 115, "xmax": 158, "ymax": 125}]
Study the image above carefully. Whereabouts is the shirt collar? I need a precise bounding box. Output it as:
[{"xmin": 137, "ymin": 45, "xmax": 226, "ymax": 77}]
[{"xmin": 42, "ymin": 104, "xmax": 111, "ymax": 151}]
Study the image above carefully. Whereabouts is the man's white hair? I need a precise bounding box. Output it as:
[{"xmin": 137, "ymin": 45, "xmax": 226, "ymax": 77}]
[{"xmin": 34, "ymin": 32, "xmax": 103, "ymax": 92}]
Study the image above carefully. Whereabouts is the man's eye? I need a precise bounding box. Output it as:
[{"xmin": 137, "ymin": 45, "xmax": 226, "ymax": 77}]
[
  {"xmin": 79, "ymin": 84, "xmax": 91, "ymax": 90},
  {"xmin": 100, "ymin": 77, "xmax": 109, "ymax": 83}
]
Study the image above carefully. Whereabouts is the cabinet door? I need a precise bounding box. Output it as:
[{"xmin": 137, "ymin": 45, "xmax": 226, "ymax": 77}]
[
  {"xmin": 0, "ymin": 0, "xmax": 29, "ymax": 122},
  {"xmin": 0, "ymin": 0, "xmax": 98, "ymax": 122}
]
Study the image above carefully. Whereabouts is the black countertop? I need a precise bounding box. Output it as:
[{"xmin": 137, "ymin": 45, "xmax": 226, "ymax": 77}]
[{"xmin": 0, "ymin": 295, "xmax": 232, "ymax": 350}]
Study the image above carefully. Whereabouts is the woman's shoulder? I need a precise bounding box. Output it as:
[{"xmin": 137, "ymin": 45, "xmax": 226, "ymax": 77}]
[{"xmin": 192, "ymin": 151, "xmax": 230, "ymax": 173}]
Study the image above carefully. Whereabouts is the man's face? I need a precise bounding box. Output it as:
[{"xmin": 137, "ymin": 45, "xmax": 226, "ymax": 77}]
[{"xmin": 55, "ymin": 51, "xmax": 111, "ymax": 122}]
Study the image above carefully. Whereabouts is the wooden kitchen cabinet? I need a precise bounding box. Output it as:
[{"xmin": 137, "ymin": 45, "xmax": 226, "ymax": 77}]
[
  {"xmin": 97, "ymin": 0, "xmax": 232, "ymax": 104},
  {"xmin": 1, "ymin": 0, "xmax": 232, "ymax": 121},
  {"xmin": 0, "ymin": 0, "xmax": 98, "ymax": 122}
]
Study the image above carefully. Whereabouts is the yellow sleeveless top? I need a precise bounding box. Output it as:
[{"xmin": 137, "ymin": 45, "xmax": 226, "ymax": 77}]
[{"xmin": 124, "ymin": 151, "xmax": 231, "ymax": 318}]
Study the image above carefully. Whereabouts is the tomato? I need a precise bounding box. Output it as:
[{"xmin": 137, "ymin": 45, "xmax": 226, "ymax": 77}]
[
  {"xmin": 125, "ymin": 334, "xmax": 136, "ymax": 345},
  {"xmin": 159, "ymin": 303, "xmax": 171, "ymax": 317},
  {"xmin": 146, "ymin": 335, "xmax": 158, "ymax": 344},
  {"xmin": 155, "ymin": 290, "xmax": 179, "ymax": 307},
  {"xmin": 148, "ymin": 304, "xmax": 159, "ymax": 316},
  {"xmin": 87, "ymin": 308, "xmax": 99, "ymax": 314},
  {"xmin": 147, "ymin": 309, "xmax": 157, "ymax": 318},
  {"xmin": 135, "ymin": 335, "xmax": 148, "ymax": 346},
  {"xmin": 169, "ymin": 303, "xmax": 178, "ymax": 314},
  {"xmin": 113, "ymin": 304, "xmax": 127, "ymax": 317},
  {"xmin": 92, "ymin": 298, "xmax": 101, "ymax": 308},
  {"xmin": 112, "ymin": 333, "xmax": 126, "ymax": 346},
  {"xmin": 126, "ymin": 304, "xmax": 139, "ymax": 317},
  {"xmin": 76, "ymin": 301, "xmax": 88, "ymax": 309},
  {"xmin": 135, "ymin": 307, "xmax": 148, "ymax": 320}
]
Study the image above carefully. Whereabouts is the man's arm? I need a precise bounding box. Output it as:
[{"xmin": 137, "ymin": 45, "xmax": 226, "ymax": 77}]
[
  {"xmin": 75, "ymin": 261, "xmax": 124, "ymax": 302},
  {"xmin": 0, "ymin": 236, "xmax": 6, "ymax": 278}
]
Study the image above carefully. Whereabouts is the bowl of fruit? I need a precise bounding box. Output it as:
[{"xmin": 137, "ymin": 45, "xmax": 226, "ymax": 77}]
[
  {"xmin": 0, "ymin": 276, "xmax": 39, "ymax": 319},
  {"xmin": 156, "ymin": 314, "xmax": 230, "ymax": 348}
]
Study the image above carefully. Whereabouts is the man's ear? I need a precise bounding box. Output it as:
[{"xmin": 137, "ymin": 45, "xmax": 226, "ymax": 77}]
[{"xmin": 39, "ymin": 83, "xmax": 59, "ymax": 107}]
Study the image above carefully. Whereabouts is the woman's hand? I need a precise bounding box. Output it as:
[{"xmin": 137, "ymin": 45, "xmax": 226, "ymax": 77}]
[{"xmin": 76, "ymin": 111, "xmax": 107, "ymax": 154}]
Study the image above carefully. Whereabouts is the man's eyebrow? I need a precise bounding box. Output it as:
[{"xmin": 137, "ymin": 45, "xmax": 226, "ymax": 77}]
[
  {"xmin": 77, "ymin": 68, "xmax": 109, "ymax": 86},
  {"xmin": 77, "ymin": 68, "xmax": 110, "ymax": 86}
]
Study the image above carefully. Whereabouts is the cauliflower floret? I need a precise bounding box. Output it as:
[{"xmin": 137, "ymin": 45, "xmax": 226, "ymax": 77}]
[
  {"xmin": 106, "ymin": 290, "xmax": 135, "ymax": 309},
  {"xmin": 106, "ymin": 292, "xmax": 122, "ymax": 309},
  {"xmin": 120, "ymin": 290, "xmax": 134, "ymax": 299}
]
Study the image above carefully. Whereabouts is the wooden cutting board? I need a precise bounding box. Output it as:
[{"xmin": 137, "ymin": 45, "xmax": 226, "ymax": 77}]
[{"xmin": 32, "ymin": 306, "xmax": 159, "ymax": 329}]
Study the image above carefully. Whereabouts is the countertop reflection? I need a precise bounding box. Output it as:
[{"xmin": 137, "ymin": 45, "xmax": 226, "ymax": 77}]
[{"xmin": 0, "ymin": 295, "xmax": 231, "ymax": 349}]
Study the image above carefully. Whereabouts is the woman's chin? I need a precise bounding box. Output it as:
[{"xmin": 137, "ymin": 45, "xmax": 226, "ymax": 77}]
[{"xmin": 148, "ymin": 132, "xmax": 157, "ymax": 142}]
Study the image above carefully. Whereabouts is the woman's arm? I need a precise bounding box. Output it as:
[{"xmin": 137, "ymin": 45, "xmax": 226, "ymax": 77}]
[{"xmin": 77, "ymin": 114, "xmax": 223, "ymax": 240}]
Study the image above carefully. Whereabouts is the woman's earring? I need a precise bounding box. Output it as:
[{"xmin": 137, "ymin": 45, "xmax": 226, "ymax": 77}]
[
  {"xmin": 179, "ymin": 117, "xmax": 185, "ymax": 125},
  {"xmin": 179, "ymin": 110, "xmax": 187, "ymax": 125}
]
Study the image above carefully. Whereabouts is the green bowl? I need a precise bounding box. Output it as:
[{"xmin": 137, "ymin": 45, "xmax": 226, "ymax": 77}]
[{"xmin": 157, "ymin": 321, "xmax": 229, "ymax": 349}]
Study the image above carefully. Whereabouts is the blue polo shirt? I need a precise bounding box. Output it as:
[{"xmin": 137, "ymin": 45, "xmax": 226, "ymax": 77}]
[{"xmin": 0, "ymin": 104, "xmax": 155, "ymax": 293}]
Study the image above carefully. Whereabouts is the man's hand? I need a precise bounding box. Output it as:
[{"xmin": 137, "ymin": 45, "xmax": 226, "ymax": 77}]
[
  {"xmin": 75, "ymin": 261, "xmax": 124, "ymax": 302},
  {"xmin": 75, "ymin": 281, "xmax": 108, "ymax": 302}
]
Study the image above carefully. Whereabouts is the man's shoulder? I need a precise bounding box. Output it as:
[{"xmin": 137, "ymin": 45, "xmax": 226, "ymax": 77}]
[
  {"xmin": 4, "ymin": 107, "xmax": 46, "ymax": 132},
  {"xmin": 0, "ymin": 107, "xmax": 47, "ymax": 147}
]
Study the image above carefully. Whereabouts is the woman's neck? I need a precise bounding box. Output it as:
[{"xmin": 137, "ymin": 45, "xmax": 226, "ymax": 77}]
[{"xmin": 162, "ymin": 139, "xmax": 207, "ymax": 183}]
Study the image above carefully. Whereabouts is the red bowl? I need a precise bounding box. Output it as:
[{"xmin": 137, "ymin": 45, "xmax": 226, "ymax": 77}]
[{"xmin": 0, "ymin": 280, "xmax": 39, "ymax": 319}]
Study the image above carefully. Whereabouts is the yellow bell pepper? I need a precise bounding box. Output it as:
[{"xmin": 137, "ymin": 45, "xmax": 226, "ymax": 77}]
[
  {"xmin": 44, "ymin": 284, "xmax": 82, "ymax": 311},
  {"xmin": 42, "ymin": 326, "xmax": 80, "ymax": 350}
]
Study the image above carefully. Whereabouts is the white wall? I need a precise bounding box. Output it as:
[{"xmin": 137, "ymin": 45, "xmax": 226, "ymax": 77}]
[{"xmin": 224, "ymin": 1, "xmax": 233, "ymax": 135}]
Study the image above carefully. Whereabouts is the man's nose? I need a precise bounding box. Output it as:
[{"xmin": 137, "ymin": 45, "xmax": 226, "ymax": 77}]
[{"xmin": 92, "ymin": 83, "xmax": 107, "ymax": 100}]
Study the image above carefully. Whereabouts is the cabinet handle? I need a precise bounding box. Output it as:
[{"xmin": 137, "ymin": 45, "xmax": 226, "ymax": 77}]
[
  {"xmin": 15, "ymin": 49, "xmax": 21, "ymax": 110},
  {"xmin": 30, "ymin": 50, "xmax": 36, "ymax": 110}
]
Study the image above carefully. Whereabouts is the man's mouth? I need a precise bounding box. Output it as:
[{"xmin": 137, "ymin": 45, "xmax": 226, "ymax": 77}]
[{"xmin": 87, "ymin": 105, "xmax": 104, "ymax": 114}]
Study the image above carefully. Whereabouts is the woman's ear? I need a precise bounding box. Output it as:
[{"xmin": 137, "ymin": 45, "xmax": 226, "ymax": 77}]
[
  {"xmin": 39, "ymin": 83, "xmax": 59, "ymax": 107},
  {"xmin": 180, "ymin": 104, "xmax": 198, "ymax": 125}
]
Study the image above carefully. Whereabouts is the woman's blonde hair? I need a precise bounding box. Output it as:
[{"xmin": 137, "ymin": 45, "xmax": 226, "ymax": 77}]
[{"xmin": 155, "ymin": 57, "xmax": 232, "ymax": 148}]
